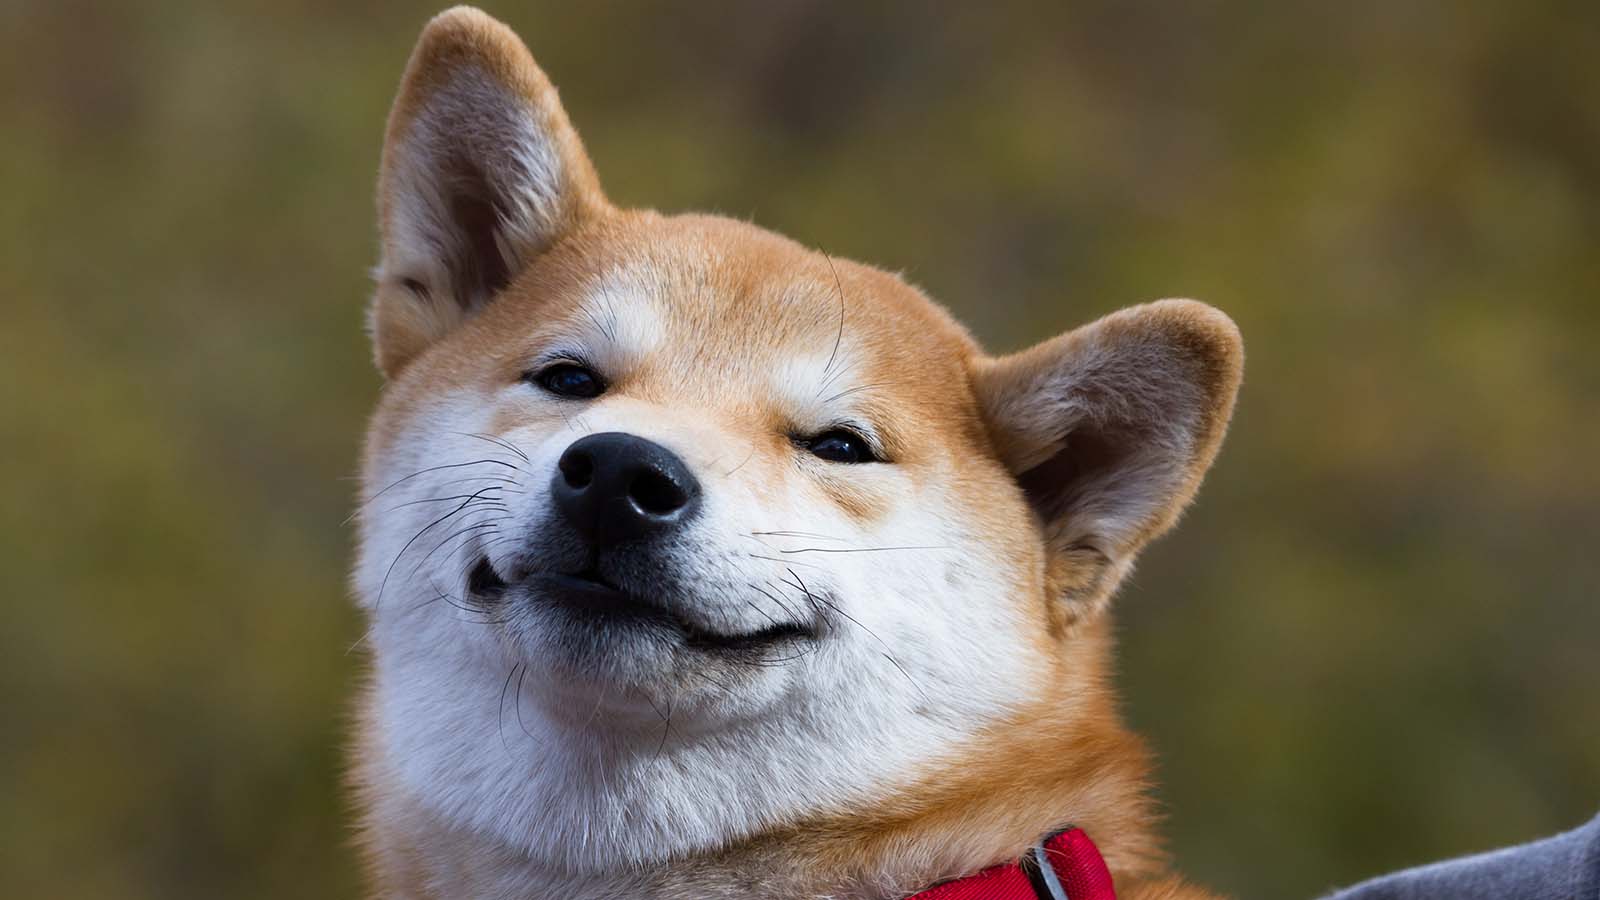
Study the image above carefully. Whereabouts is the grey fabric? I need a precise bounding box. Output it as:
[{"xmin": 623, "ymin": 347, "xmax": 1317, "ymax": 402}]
[{"xmin": 1323, "ymin": 812, "xmax": 1600, "ymax": 899}]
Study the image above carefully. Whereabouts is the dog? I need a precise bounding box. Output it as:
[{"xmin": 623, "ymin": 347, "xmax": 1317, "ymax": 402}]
[{"xmin": 349, "ymin": 8, "xmax": 1243, "ymax": 899}]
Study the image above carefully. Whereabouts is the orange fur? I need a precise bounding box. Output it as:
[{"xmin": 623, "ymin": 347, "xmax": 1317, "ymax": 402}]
[{"xmin": 350, "ymin": 8, "xmax": 1243, "ymax": 899}]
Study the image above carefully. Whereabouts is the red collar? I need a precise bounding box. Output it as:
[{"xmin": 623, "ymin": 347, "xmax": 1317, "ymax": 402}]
[{"xmin": 906, "ymin": 827, "xmax": 1116, "ymax": 900}]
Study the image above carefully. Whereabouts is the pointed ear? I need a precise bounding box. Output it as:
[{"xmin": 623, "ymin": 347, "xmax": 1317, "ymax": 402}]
[
  {"xmin": 973, "ymin": 299, "xmax": 1244, "ymax": 623},
  {"xmin": 370, "ymin": 6, "xmax": 607, "ymax": 377}
]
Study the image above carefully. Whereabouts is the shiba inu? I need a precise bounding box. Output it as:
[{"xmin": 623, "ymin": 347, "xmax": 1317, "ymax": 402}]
[{"xmin": 350, "ymin": 8, "xmax": 1243, "ymax": 899}]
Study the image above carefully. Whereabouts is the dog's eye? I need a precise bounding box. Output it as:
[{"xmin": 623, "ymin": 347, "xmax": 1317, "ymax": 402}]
[
  {"xmin": 805, "ymin": 430, "xmax": 877, "ymax": 464},
  {"xmin": 529, "ymin": 363, "xmax": 605, "ymax": 399}
]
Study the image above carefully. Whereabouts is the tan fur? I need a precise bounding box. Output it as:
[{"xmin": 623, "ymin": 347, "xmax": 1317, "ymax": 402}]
[
  {"xmin": 372, "ymin": 6, "xmax": 607, "ymax": 377},
  {"xmin": 975, "ymin": 301, "xmax": 1244, "ymax": 626},
  {"xmin": 351, "ymin": 8, "xmax": 1242, "ymax": 899},
  {"xmin": 729, "ymin": 618, "xmax": 1197, "ymax": 899}
]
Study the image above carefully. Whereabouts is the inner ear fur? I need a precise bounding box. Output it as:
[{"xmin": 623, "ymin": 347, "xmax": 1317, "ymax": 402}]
[
  {"xmin": 370, "ymin": 6, "xmax": 608, "ymax": 377},
  {"xmin": 974, "ymin": 299, "xmax": 1243, "ymax": 623}
]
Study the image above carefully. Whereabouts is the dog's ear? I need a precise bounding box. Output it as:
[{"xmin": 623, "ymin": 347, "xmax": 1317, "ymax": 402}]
[
  {"xmin": 369, "ymin": 7, "xmax": 607, "ymax": 377},
  {"xmin": 973, "ymin": 300, "xmax": 1243, "ymax": 624}
]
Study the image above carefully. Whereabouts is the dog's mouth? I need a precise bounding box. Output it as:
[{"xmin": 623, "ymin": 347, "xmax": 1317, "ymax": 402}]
[{"xmin": 466, "ymin": 556, "xmax": 817, "ymax": 654}]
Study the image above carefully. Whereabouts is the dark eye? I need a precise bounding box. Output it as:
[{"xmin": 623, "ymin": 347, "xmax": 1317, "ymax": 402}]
[
  {"xmin": 530, "ymin": 363, "xmax": 604, "ymax": 399},
  {"xmin": 805, "ymin": 429, "xmax": 877, "ymax": 464}
]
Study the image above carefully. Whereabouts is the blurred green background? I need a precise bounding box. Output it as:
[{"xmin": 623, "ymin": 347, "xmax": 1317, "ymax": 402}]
[{"xmin": 3, "ymin": 1, "xmax": 1597, "ymax": 897}]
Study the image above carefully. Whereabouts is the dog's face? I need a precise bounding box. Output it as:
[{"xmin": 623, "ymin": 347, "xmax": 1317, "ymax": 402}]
[
  {"xmin": 354, "ymin": 9, "xmax": 1241, "ymax": 871},
  {"xmin": 364, "ymin": 215, "xmax": 1045, "ymax": 715}
]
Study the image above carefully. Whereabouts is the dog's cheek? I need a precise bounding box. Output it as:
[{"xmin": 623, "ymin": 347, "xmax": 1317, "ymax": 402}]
[{"xmin": 914, "ymin": 469, "xmax": 1055, "ymax": 665}]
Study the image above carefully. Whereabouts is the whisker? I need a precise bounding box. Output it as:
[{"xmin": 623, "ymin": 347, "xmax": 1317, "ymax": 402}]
[
  {"xmin": 749, "ymin": 530, "xmax": 849, "ymax": 542},
  {"xmin": 741, "ymin": 594, "xmax": 786, "ymax": 630},
  {"xmin": 582, "ymin": 684, "xmax": 610, "ymax": 732},
  {"xmin": 582, "ymin": 303, "xmax": 619, "ymax": 345},
  {"xmin": 478, "ymin": 535, "xmax": 526, "ymax": 561},
  {"xmin": 555, "ymin": 406, "xmax": 582, "ymax": 433},
  {"xmin": 345, "ymin": 458, "xmax": 520, "ymax": 524},
  {"xmin": 747, "ymin": 553, "xmax": 825, "ymax": 570},
  {"xmin": 738, "ymin": 646, "xmax": 819, "ymax": 666},
  {"xmin": 685, "ymin": 667, "xmax": 736, "ymax": 694},
  {"xmin": 454, "ymin": 431, "xmax": 530, "ymax": 463},
  {"xmin": 652, "ymin": 694, "xmax": 673, "ymax": 764},
  {"xmin": 407, "ymin": 519, "xmax": 504, "ymax": 579},
  {"xmin": 821, "ymin": 381, "xmax": 895, "ymax": 406},
  {"xmin": 419, "ymin": 577, "xmax": 509, "ymax": 624},
  {"xmin": 498, "ymin": 664, "xmax": 522, "ymax": 755},
  {"xmin": 376, "ymin": 485, "xmax": 505, "ymax": 609},
  {"xmin": 514, "ymin": 664, "xmax": 536, "ymax": 740},
  {"xmin": 784, "ymin": 567, "xmax": 928, "ymax": 704},
  {"xmin": 383, "ymin": 488, "xmax": 507, "ymax": 512},
  {"xmin": 413, "ymin": 585, "xmax": 475, "ymax": 617},
  {"xmin": 429, "ymin": 474, "xmax": 524, "ymax": 491},
  {"xmin": 818, "ymin": 253, "xmax": 847, "ymax": 394},
  {"xmin": 750, "ymin": 582, "xmax": 805, "ymax": 623},
  {"xmin": 723, "ymin": 448, "xmax": 757, "ymax": 478},
  {"xmin": 480, "ymin": 533, "xmax": 524, "ymax": 552},
  {"xmin": 643, "ymin": 690, "xmax": 670, "ymax": 725},
  {"xmin": 776, "ymin": 545, "xmax": 948, "ymax": 555}
]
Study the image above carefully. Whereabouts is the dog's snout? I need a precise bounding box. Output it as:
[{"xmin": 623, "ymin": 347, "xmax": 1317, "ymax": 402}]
[{"xmin": 552, "ymin": 432, "xmax": 702, "ymax": 546}]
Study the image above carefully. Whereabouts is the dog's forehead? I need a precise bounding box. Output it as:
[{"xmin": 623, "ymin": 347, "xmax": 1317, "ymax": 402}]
[{"xmin": 498, "ymin": 213, "xmax": 983, "ymax": 433}]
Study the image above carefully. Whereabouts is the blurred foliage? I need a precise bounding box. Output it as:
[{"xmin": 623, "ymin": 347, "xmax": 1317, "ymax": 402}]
[{"xmin": 2, "ymin": 1, "xmax": 1597, "ymax": 897}]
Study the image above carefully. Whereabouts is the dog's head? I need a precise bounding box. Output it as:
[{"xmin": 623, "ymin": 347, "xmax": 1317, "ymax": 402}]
[{"xmin": 354, "ymin": 7, "xmax": 1241, "ymax": 871}]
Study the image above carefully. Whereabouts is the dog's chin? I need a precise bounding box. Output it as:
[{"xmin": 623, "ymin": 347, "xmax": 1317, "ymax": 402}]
[{"xmin": 465, "ymin": 556, "xmax": 818, "ymax": 690}]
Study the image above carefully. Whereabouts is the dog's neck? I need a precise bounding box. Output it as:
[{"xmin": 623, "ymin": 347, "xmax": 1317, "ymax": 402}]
[{"xmin": 354, "ymin": 617, "xmax": 1213, "ymax": 900}]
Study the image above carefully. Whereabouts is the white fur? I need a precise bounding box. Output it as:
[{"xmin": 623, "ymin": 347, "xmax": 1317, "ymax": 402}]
[
  {"xmin": 356, "ymin": 15, "xmax": 1235, "ymax": 896},
  {"xmin": 356, "ymin": 326, "xmax": 1043, "ymax": 881},
  {"xmin": 538, "ymin": 272, "xmax": 667, "ymax": 375}
]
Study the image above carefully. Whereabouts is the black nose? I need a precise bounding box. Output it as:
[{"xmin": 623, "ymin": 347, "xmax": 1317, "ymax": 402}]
[{"xmin": 552, "ymin": 432, "xmax": 702, "ymax": 546}]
